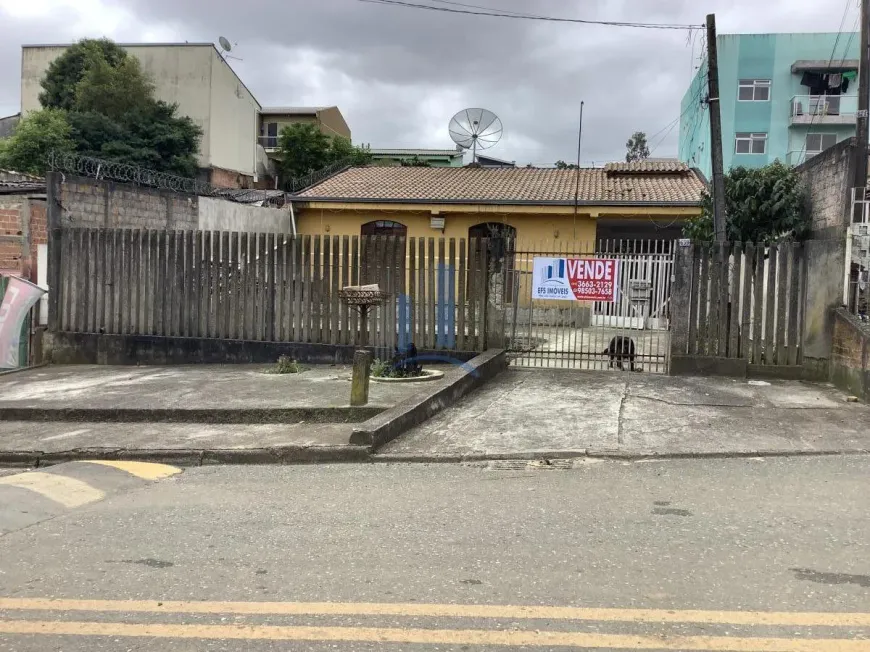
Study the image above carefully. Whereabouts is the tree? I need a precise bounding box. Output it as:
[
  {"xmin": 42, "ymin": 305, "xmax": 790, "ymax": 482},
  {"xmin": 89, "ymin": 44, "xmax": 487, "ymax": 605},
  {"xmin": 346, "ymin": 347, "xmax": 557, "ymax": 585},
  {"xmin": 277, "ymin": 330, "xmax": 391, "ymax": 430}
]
[
  {"xmin": 276, "ymin": 123, "xmax": 371, "ymax": 187},
  {"xmin": 554, "ymin": 160, "xmax": 578, "ymax": 169},
  {"xmin": 7, "ymin": 37, "xmax": 202, "ymax": 177},
  {"xmin": 0, "ymin": 109, "xmax": 75, "ymax": 175},
  {"xmin": 625, "ymin": 131, "xmax": 650, "ymax": 162},
  {"xmin": 682, "ymin": 161, "xmax": 810, "ymax": 244},
  {"xmin": 72, "ymin": 55, "xmax": 154, "ymax": 121},
  {"xmin": 39, "ymin": 39, "xmax": 128, "ymax": 111}
]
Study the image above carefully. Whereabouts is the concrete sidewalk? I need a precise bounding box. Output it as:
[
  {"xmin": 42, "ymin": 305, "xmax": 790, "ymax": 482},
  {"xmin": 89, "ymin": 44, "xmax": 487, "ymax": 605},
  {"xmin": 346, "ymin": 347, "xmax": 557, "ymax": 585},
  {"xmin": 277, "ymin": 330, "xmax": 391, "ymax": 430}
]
[
  {"xmin": 380, "ymin": 369, "xmax": 870, "ymax": 459},
  {"xmin": 0, "ymin": 364, "xmax": 462, "ymax": 466}
]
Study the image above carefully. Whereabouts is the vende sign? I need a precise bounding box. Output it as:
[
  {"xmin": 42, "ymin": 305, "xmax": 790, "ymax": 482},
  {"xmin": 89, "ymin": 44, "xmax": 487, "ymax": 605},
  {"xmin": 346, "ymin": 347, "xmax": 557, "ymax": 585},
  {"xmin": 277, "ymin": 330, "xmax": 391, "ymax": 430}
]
[{"xmin": 531, "ymin": 257, "xmax": 619, "ymax": 302}]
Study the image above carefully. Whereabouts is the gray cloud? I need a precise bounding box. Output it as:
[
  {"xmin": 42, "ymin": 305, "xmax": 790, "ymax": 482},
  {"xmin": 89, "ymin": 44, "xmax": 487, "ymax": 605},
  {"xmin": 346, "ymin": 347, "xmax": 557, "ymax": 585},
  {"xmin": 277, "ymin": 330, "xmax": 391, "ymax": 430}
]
[{"xmin": 0, "ymin": 0, "xmax": 858, "ymax": 166}]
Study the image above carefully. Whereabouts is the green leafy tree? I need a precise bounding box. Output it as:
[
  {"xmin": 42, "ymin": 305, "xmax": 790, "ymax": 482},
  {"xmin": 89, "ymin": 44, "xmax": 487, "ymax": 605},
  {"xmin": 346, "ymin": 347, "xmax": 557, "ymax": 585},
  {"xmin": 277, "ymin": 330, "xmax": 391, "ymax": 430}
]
[
  {"xmin": 683, "ymin": 161, "xmax": 810, "ymax": 244},
  {"xmin": 0, "ymin": 109, "xmax": 75, "ymax": 175},
  {"xmin": 72, "ymin": 55, "xmax": 154, "ymax": 121},
  {"xmin": 8, "ymin": 37, "xmax": 202, "ymax": 176},
  {"xmin": 625, "ymin": 131, "xmax": 650, "ymax": 162},
  {"xmin": 277, "ymin": 124, "xmax": 372, "ymax": 187},
  {"xmin": 39, "ymin": 39, "xmax": 128, "ymax": 111},
  {"xmin": 554, "ymin": 160, "xmax": 577, "ymax": 169}
]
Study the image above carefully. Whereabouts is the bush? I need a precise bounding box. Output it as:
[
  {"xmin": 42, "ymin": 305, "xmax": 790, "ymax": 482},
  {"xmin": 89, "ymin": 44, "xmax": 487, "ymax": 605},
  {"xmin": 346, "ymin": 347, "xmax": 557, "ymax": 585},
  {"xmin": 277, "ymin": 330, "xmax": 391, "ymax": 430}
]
[{"xmin": 266, "ymin": 356, "xmax": 303, "ymax": 374}]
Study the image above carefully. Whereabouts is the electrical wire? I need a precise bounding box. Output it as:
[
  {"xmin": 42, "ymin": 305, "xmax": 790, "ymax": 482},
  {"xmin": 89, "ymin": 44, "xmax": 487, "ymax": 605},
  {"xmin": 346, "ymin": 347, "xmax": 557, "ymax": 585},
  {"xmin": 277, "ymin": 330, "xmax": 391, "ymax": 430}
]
[
  {"xmin": 796, "ymin": 0, "xmax": 856, "ymax": 162},
  {"xmin": 357, "ymin": 0, "xmax": 702, "ymax": 30}
]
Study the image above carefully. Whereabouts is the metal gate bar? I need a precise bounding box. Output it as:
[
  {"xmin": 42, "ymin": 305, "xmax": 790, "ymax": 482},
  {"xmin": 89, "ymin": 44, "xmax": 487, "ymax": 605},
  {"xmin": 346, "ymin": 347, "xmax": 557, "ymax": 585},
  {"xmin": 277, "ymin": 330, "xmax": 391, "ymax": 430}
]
[{"xmin": 503, "ymin": 238, "xmax": 674, "ymax": 374}]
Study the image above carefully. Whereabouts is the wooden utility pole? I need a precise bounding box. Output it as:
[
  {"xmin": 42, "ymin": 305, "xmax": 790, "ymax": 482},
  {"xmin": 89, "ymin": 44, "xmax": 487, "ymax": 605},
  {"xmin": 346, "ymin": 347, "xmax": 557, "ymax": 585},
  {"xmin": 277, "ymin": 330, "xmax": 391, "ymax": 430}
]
[
  {"xmin": 855, "ymin": 0, "xmax": 870, "ymax": 189},
  {"xmin": 706, "ymin": 14, "xmax": 728, "ymax": 243}
]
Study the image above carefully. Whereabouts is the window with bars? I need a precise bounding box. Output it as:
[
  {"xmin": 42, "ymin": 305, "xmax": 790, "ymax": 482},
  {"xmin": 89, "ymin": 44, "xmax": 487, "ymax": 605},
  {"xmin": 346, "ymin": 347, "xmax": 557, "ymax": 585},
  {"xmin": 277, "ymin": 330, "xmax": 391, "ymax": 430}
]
[
  {"xmin": 735, "ymin": 132, "xmax": 767, "ymax": 155},
  {"xmin": 738, "ymin": 79, "xmax": 771, "ymax": 101}
]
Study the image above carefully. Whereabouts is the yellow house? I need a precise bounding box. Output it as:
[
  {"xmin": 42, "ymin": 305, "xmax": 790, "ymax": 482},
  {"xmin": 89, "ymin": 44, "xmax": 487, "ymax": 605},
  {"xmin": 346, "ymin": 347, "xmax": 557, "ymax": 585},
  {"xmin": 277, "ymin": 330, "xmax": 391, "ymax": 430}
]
[{"xmin": 290, "ymin": 160, "xmax": 706, "ymax": 246}]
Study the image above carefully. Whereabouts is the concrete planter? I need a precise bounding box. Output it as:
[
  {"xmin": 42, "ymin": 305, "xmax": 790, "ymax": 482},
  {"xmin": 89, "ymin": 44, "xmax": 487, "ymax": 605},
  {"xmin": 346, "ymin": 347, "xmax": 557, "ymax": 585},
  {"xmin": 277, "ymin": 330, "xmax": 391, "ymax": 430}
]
[{"xmin": 371, "ymin": 369, "xmax": 444, "ymax": 383}]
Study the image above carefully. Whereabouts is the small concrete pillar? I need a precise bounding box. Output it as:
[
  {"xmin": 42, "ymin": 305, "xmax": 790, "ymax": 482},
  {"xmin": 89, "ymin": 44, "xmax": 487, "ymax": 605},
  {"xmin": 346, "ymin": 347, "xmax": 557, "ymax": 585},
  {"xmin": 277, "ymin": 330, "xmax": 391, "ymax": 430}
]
[{"xmin": 350, "ymin": 349, "xmax": 373, "ymax": 406}]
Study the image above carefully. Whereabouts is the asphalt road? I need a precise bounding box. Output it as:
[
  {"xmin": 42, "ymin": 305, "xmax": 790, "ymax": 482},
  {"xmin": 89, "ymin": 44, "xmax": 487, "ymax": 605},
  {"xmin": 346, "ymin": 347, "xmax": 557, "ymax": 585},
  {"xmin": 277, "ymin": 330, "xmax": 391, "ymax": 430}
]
[{"xmin": 0, "ymin": 457, "xmax": 868, "ymax": 650}]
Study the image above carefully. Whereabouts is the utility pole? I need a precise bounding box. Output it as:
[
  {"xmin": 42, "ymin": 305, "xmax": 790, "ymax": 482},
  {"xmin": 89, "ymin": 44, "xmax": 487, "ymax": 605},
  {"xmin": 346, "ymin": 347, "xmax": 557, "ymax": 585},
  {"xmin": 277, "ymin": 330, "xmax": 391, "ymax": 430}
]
[
  {"xmin": 854, "ymin": 0, "xmax": 869, "ymax": 190},
  {"xmin": 706, "ymin": 13, "xmax": 728, "ymax": 243}
]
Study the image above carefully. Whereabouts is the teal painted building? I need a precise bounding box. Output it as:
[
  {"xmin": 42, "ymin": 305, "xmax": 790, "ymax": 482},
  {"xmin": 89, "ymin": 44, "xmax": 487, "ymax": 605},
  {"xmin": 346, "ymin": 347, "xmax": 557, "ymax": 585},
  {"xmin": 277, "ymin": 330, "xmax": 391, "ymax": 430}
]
[{"xmin": 679, "ymin": 33, "xmax": 858, "ymax": 179}]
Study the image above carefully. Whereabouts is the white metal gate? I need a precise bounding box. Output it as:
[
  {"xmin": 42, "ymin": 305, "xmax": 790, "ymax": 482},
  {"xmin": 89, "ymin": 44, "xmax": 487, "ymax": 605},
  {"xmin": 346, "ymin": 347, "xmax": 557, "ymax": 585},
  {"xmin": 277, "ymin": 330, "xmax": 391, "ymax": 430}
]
[{"xmin": 502, "ymin": 239, "xmax": 674, "ymax": 373}]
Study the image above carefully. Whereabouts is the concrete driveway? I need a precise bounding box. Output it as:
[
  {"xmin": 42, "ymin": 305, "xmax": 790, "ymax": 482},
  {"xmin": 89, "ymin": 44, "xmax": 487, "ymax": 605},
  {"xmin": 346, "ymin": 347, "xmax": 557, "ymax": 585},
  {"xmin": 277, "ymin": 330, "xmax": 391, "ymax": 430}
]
[{"xmin": 380, "ymin": 369, "xmax": 870, "ymax": 458}]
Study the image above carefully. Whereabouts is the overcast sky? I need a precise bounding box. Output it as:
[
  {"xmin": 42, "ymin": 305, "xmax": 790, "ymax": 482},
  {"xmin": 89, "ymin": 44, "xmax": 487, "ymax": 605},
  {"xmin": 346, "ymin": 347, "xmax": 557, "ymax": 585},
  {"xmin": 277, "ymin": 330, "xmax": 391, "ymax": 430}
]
[{"xmin": 0, "ymin": 0, "xmax": 859, "ymax": 166}]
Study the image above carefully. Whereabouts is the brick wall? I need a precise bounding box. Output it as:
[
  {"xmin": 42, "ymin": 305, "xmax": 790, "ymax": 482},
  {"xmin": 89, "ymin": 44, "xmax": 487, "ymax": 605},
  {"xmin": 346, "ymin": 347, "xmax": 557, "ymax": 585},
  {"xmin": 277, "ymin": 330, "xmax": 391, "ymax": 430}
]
[
  {"xmin": 795, "ymin": 137, "xmax": 855, "ymax": 237},
  {"xmin": 56, "ymin": 174, "xmax": 198, "ymax": 230},
  {"xmin": 209, "ymin": 166, "xmax": 253, "ymax": 189},
  {"xmin": 0, "ymin": 195, "xmax": 47, "ymax": 281},
  {"xmin": 830, "ymin": 308, "xmax": 870, "ymax": 402}
]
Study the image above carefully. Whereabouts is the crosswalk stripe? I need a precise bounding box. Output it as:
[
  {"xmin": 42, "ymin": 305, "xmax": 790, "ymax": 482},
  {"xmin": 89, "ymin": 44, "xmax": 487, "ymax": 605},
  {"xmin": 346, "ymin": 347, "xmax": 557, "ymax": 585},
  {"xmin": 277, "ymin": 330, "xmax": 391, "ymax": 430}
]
[
  {"xmin": 0, "ymin": 472, "xmax": 104, "ymax": 508},
  {"xmin": 80, "ymin": 461, "xmax": 182, "ymax": 480},
  {"xmin": 0, "ymin": 620, "xmax": 866, "ymax": 650},
  {"xmin": 0, "ymin": 598, "xmax": 867, "ymax": 628}
]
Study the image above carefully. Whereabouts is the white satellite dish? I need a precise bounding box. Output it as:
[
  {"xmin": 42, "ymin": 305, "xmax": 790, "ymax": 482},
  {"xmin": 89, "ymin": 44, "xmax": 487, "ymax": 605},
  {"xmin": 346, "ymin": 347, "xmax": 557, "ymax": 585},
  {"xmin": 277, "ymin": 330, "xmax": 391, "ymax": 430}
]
[
  {"xmin": 448, "ymin": 108, "xmax": 503, "ymax": 164},
  {"xmin": 218, "ymin": 36, "xmax": 232, "ymax": 52}
]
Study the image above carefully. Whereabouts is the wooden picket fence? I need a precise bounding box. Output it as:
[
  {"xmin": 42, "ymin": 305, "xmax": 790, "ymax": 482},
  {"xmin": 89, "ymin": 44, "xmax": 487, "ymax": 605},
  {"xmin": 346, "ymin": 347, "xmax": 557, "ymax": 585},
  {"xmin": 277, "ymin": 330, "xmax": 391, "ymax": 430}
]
[
  {"xmin": 674, "ymin": 242, "xmax": 806, "ymax": 365},
  {"xmin": 55, "ymin": 229, "xmax": 490, "ymax": 353}
]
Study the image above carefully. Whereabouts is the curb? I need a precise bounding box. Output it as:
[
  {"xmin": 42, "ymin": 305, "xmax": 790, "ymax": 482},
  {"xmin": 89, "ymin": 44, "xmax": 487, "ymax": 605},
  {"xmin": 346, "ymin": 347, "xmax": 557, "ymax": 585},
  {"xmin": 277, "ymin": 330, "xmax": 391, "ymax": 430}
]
[
  {"xmin": 0, "ymin": 445, "xmax": 371, "ymax": 468},
  {"xmin": 350, "ymin": 349, "xmax": 508, "ymax": 448},
  {"xmin": 371, "ymin": 448, "xmax": 870, "ymax": 464},
  {"xmin": 0, "ymin": 406, "xmax": 383, "ymax": 425}
]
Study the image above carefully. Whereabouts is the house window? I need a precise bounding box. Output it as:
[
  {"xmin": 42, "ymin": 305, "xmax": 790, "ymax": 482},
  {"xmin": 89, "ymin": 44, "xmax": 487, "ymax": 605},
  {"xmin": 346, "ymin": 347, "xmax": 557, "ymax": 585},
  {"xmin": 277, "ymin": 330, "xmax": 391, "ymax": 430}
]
[
  {"xmin": 805, "ymin": 133, "xmax": 837, "ymax": 158},
  {"xmin": 738, "ymin": 79, "xmax": 771, "ymax": 101},
  {"xmin": 735, "ymin": 132, "xmax": 767, "ymax": 155},
  {"xmin": 260, "ymin": 122, "xmax": 278, "ymax": 148},
  {"xmin": 361, "ymin": 220, "xmax": 407, "ymax": 236}
]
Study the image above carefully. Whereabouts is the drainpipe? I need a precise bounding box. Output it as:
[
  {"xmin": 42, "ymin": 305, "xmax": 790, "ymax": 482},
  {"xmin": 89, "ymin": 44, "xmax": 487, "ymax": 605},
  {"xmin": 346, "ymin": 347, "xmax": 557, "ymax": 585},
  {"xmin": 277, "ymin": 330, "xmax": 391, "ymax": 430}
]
[{"xmin": 288, "ymin": 200, "xmax": 297, "ymax": 236}]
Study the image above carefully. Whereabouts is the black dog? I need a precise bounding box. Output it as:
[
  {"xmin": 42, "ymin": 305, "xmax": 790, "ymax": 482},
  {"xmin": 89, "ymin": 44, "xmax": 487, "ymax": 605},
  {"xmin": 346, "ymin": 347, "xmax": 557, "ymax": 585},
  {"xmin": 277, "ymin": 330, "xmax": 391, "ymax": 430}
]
[{"xmin": 602, "ymin": 336, "xmax": 641, "ymax": 371}]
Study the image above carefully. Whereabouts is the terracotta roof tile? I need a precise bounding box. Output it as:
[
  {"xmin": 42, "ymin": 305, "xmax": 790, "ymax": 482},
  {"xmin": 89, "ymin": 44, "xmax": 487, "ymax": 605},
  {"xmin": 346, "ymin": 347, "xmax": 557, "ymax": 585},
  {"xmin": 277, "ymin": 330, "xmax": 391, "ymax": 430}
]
[
  {"xmin": 603, "ymin": 160, "xmax": 690, "ymax": 174},
  {"xmin": 295, "ymin": 166, "xmax": 705, "ymax": 205}
]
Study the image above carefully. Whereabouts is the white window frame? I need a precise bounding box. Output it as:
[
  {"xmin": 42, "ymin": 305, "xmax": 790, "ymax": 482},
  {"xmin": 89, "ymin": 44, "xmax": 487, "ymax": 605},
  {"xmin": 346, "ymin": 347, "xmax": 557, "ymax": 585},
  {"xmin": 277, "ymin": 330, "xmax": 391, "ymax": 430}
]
[
  {"xmin": 735, "ymin": 132, "xmax": 768, "ymax": 155},
  {"xmin": 738, "ymin": 79, "xmax": 771, "ymax": 102},
  {"xmin": 805, "ymin": 133, "xmax": 838, "ymax": 158}
]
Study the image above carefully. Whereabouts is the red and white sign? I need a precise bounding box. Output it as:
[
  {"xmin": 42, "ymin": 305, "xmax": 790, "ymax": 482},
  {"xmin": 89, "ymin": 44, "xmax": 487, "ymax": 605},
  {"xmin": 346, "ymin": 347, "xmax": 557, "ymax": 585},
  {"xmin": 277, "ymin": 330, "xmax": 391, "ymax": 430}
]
[{"xmin": 532, "ymin": 257, "xmax": 620, "ymax": 302}]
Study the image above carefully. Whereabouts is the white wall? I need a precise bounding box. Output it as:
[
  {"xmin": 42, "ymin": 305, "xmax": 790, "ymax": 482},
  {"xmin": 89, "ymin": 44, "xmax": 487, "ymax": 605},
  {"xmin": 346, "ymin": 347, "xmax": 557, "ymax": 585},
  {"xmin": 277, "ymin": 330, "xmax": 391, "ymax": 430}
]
[
  {"xmin": 20, "ymin": 44, "xmax": 260, "ymax": 176},
  {"xmin": 208, "ymin": 49, "xmax": 259, "ymax": 178},
  {"xmin": 197, "ymin": 197, "xmax": 294, "ymax": 234}
]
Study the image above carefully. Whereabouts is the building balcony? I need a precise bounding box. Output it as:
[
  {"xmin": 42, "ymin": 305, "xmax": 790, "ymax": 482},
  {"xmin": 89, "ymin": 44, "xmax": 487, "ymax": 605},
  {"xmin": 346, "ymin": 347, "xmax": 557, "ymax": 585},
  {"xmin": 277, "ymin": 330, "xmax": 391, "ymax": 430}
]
[
  {"xmin": 789, "ymin": 94, "xmax": 857, "ymax": 126},
  {"xmin": 258, "ymin": 136, "xmax": 279, "ymax": 152}
]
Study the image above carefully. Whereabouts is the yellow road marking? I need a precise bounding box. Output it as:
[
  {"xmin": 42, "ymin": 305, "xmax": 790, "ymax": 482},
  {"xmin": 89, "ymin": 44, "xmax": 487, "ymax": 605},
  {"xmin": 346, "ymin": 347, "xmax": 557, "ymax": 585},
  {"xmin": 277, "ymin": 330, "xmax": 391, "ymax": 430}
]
[
  {"xmin": 0, "ymin": 620, "xmax": 866, "ymax": 650},
  {"xmin": 81, "ymin": 460, "xmax": 182, "ymax": 480},
  {"xmin": 0, "ymin": 598, "xmax": 868, "ymax": 628},
  {"xmin": 0, "ymin": 473, "xmax": 104, "ymax": 508}
]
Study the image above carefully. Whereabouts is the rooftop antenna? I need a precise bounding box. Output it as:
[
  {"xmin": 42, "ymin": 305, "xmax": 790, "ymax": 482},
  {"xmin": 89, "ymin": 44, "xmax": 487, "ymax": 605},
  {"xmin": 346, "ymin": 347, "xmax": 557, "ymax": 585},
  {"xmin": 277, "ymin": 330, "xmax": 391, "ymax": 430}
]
[
  {"xmin": 218, "ymin": 36, "xmax": 242, "ymax": 61},
  {"xmin": 448, "ymin": 108, "xmax": 503, "ymax": 164}
]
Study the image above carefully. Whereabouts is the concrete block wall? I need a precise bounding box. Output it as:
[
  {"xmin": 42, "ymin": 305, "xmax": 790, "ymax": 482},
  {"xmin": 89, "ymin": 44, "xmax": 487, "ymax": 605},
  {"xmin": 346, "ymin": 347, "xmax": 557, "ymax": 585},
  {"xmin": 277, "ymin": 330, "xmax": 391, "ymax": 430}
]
[
  {"xmin": 830, "ymin": 308, "xmax": 869, "ymax": 402},
  {"xmin": 57, "ymin": 174, "xmax": 199, "ymax": 230},
  {"xmin": 795, "ymin": 137, "xmax": 855, "ymax": 237}
]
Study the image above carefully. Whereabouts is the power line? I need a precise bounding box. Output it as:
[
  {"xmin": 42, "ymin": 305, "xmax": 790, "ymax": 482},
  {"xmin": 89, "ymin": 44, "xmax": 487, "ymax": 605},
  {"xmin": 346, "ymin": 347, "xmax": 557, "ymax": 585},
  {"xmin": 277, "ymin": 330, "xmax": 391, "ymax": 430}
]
[
  {"xmin": 796, "ymin": 0, "xmax": 856, "ymax": 162},
  {"xmin": 357, "ymin": 0, "xmax": 702, "ymax": 30}
]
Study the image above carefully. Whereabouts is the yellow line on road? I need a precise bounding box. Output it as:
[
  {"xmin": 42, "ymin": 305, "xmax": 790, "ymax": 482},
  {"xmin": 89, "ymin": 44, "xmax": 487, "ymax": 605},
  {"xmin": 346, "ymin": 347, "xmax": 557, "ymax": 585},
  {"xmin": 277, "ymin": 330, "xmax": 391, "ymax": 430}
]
[
  {"xmin": 81, "ymin": 460, "xmax": 182, "ymax": 480},
  {"xmin": 1, "ymin": 598, "xmax": 868, "ymax": 628},
  {"xmin": 0, "ymin": 619, "xmax": 867, "ymax": 650},
  {"xmin": 0, "ymin": 473, "xmax": 104, "ymax": 508}
]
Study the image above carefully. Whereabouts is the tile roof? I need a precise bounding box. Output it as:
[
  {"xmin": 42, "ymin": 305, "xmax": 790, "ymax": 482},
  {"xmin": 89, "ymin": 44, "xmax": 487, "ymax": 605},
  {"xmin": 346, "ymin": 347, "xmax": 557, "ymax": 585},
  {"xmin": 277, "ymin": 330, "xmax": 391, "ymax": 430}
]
[
  {"xmin": 603, "ymin": 160, "xmax": 690, "ymax": 174},
  {"xmin": 295, "ymin": 165, "xmax": 706, "ymax": 205}
]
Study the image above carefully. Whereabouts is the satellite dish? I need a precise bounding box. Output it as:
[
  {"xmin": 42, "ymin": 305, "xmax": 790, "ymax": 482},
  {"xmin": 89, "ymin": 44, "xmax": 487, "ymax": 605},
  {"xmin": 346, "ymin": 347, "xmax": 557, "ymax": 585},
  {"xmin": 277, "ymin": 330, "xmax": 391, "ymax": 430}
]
[
  {"xmin": 218, "ymin": 36, "xmax": 232, "ymax": 52},
  {"xmin": 448, "ymin": 108, "xmax": 503, "ymax": 163}
]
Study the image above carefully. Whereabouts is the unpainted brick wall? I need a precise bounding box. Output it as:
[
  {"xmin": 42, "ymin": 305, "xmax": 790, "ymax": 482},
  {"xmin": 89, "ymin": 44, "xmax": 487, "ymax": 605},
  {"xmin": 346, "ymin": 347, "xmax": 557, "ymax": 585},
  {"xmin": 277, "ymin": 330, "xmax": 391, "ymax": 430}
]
[
  {"xmin": 58, "ymin": 174, "xmax": 198, "ymax": 229},
  {"xmin": 795, "ymin": 137, "xmax": 854, "ymax": 236},
  {"xmin": 831, "ymin": 309, "xmax": 870, "ymax": 401},
  {"xmin": 0, "ymin": 196, "xmax": 46, "ymax": 280}
]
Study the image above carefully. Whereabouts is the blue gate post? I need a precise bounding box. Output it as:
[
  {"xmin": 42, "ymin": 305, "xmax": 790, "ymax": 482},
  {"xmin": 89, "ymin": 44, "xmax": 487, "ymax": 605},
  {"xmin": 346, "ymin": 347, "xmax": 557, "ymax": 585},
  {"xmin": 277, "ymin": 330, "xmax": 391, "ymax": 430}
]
[
  {"xmin": 436, "ymin": 263, "xmax": 457, "ymax": 349},
  {"xmin": 397, "ymin": 294, "xmax": 411, "ymax": 350}
]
